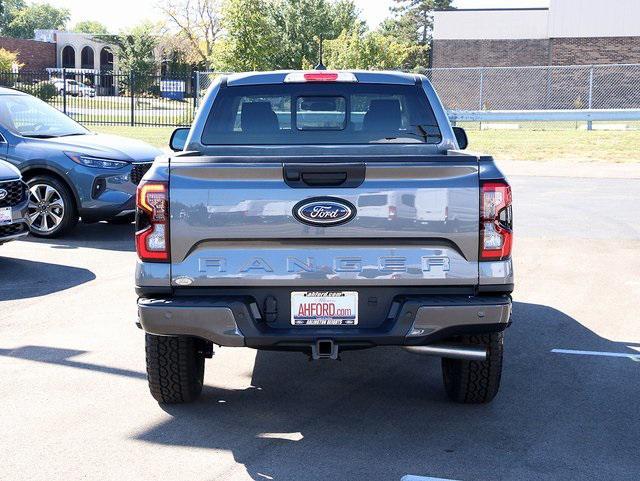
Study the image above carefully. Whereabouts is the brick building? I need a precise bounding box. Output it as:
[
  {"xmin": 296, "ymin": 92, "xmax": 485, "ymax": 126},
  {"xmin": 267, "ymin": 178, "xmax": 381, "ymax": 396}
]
[
  {"xmin": 431, "ymin": 0, "xmax": 640, "ymax": 68},
  {"xmin": 0, "ymin": 37, "xmax": 56, "ymax": 71}
]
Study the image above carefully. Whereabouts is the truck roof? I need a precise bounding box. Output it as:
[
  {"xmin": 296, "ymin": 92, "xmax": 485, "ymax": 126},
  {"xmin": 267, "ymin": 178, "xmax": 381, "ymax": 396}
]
[{"xmin": 225, "ymin": 70, "xmax": 420, "ymax": 87}]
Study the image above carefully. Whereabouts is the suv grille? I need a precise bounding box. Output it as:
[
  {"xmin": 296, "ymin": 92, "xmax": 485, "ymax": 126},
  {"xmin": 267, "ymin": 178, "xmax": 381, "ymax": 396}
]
[
  {"xmin": 0, "ymin": 180, "xmax": 25, "ymax": 208},
  {"xmin": 0, "ymin": 222, "xmax": 26, "ymax": 238},
  {"xmin": 130, "ymin": 163, "xmax": 153, "ymax": 185}
]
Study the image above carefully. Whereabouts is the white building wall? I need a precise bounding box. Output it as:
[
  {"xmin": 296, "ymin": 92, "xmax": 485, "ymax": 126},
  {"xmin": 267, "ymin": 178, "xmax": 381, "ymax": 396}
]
[
  {"xmin": 35, "ymin": 30, "xmax": 116, "ymax": 70},
  {"xmin": 433, "ymin": 1, "xmax": 640, "ymax": 41},
  {"xmin": 548, "ymin": 0, "xmax": 640, "ymax": 38},
  {"xmin": 433, "ymin": 9, "xmax": 550, "ymax": 40}
]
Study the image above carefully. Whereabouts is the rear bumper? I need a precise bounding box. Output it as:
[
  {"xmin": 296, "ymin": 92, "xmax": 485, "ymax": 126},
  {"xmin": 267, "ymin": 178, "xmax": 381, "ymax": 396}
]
[{"xmin": 137, "ymin": 294, "xmax": 511, "ymax": 350}]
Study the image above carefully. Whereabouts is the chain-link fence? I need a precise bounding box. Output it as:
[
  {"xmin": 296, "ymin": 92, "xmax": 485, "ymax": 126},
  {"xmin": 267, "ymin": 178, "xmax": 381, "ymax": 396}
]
[
  {"xmin": 195, "ymin": 71, "xmax": 227, "ymax": 104},
  {"xmin": 423, "ymin": 63, "xmax": 640, "ymax": 130},
  {"xmin": 425, "ymin": 63, "xmax": 640, "ymax": 111}
]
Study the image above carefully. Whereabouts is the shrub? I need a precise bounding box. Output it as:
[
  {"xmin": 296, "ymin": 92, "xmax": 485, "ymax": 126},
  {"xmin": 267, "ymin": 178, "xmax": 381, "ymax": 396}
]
[
  {"xmin": 32, "ymin": 82, "xmax": 58, "ymax": 102},
  {"xmin": 16, "ymin": 81, "xmax": 58, "ymax": 102}
]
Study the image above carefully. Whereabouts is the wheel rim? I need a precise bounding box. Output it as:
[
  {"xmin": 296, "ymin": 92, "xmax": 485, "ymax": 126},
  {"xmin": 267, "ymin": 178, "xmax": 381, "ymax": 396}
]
[{"xmin": 27, "ymin": 184, "xmax": 65, "ymax": 234}]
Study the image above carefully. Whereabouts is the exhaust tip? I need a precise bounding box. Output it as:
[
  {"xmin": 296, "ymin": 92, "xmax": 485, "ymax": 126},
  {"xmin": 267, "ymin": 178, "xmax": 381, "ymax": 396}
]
[{"xmin": 404, "ymin": 344, "xmax": 487, "ymax": 361}]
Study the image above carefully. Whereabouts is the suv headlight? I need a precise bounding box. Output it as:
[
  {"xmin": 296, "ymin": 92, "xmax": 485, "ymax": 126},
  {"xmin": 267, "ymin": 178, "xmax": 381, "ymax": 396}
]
[{"xmin": 65, "ymin": 152, "xmax": 128, "ymax": 169}]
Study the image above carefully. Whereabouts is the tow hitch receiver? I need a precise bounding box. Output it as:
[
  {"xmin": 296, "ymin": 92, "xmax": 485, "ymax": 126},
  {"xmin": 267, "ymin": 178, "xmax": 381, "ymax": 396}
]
[{"xmin": 311, "ymin": 340, "xmax": 339, "ymax": 360}]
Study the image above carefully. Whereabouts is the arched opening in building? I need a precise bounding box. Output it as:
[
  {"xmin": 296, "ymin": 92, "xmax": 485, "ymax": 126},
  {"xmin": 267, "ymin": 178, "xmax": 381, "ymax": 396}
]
[
  {"xmin": 61, "ymin": 46, "xmax": 75, "ymax": 69},
  {"xmin": 99, "ymin": 47, "xmax": 114, "ymax": 95},
  {"xmin": 100, "ymin": 47, "xmax": 114, "ymax": 71},
  {"xmin": 81, "ymin": 46, "xmax": 94, "ymax": 70}
]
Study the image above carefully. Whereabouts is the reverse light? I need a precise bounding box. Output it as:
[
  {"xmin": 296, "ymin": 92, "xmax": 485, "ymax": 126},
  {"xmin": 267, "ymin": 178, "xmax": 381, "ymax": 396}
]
[
  {"xmin": 284, "ymin": 71, "xmax": 358, "ymax": 83},
  {"xmin": 136, "ymin": 181, "xmax": 169, "ymax": 262},
  {"xmin": 480, "ymin": 181, "xmax": 512, "ymax": 261}
]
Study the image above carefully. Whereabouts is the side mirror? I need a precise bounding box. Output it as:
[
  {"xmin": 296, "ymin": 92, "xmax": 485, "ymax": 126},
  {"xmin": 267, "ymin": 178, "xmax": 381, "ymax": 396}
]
[
  {"xmin": 169, "ymin": 127, "xmax": 190, "ymax": 151},
  {"xmin": 452, "ymin": 126, "xmax": 468, "ymax": 150}
]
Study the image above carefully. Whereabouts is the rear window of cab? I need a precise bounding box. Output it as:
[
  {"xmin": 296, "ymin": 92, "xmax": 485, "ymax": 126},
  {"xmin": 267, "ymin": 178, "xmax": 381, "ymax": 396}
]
[{"xmin": 201, "ymin": 83, "xmax": 442, "ymax": 145}]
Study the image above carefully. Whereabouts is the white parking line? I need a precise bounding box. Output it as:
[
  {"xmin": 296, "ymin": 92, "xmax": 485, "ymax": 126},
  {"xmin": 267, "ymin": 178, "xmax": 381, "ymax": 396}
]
[
  {"xmin": 552, "ymin": 349, "xmax": 640, "ymax": 361},
  {"xmin": 402, "ymin": 476, "xmax": 461, "ymax": 481}
]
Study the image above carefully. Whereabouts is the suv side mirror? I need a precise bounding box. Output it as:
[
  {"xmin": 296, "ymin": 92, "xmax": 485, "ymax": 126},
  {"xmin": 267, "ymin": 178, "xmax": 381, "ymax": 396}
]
[
  {"xmin": 170, "ymin": 127, "xmax": 190, "ymax": 151},
  {"xmin": 452, "ymin": 126, "xmax": 468, "ymax": 150}
]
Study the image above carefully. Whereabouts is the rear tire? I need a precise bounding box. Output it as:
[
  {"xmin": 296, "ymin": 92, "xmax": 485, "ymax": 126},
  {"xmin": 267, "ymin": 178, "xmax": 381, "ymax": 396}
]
[
  {"xmin": 145, "ymin": 334, "xmax": 205, "ymax": 404},
  {"xmin": 441, "ymin": 332, "xmax": 504, "ymax": 404}
]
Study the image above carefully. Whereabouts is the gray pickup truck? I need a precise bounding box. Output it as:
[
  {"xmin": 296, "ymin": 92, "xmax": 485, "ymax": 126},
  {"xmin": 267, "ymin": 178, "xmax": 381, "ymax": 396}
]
[{"xmin": 135, "ymin": 70, "xmax": 513, "ymax": 405}]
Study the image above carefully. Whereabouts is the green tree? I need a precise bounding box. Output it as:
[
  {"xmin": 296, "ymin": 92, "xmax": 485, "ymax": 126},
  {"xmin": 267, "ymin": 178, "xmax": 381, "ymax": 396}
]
[
  {"xmin": 111, "ymin": 22, "xmax": 159, "ymax": 94},
  {"xmin": 212, "ymin": 0, "xmax": 279, "ymax": 71},
  {"xmin": 3, "ymin": 2, "xmax": 69, "ymax": 39},
  {"xmin": 248, "ymin": 0, "xmax": 363, "ymax": 70},
  {"xmin": 380, "ymin": 0, "xmax": 454, "ymax": 69},
  {"xmin": 0, "ymin": 0, "xmax": 25, "ymax": 34},
  {"xmin": 73, "ymin": 20, "xmax": 108, "ymax": 35},
  {"xmin": 323, "ymin": 27, "xmax": 414, "ymax": 70}
]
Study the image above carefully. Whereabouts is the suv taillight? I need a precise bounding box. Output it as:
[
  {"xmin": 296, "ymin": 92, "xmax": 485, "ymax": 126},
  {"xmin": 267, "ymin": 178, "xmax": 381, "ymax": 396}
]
[
  {"xmin": 136, "ymin": 181, "xmax": 169, "ymax": 262},
  {"xmin": 480, "ymin": 181, "xmax": 513, "ymax": 261}
]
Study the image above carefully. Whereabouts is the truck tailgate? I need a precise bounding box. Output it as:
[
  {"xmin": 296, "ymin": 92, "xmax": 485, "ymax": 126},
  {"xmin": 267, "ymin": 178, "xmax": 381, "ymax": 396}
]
[{"xmin": 169, "ymin": 158, "xmax": 479, "ymax": 287}]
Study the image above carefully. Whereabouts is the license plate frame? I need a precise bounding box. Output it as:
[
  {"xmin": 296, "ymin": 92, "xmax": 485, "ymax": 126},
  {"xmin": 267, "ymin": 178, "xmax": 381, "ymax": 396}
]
[
  {"xmin": 0, "ymin": 207, "xmax": 12, "ymax": 226},
  {"xmin": 291, "ymin": 291, "xmax": 358, "ymax": 326}
]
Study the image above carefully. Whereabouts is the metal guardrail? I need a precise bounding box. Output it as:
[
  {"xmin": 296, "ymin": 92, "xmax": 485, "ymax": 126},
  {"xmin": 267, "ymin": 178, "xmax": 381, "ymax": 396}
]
[{"xmin": 448, "ymin": 109, "xmax": 640, "ymax": 122}]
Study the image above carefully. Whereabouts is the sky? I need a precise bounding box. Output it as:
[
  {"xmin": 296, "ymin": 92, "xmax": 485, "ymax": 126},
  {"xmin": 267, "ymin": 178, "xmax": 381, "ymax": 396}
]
[{"xmin": 45, "ymin": 0, "xmax": 550, "ymax": 33}]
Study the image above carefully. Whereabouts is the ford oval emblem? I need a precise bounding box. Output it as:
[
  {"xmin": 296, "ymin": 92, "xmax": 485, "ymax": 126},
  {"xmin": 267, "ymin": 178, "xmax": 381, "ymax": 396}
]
[
  {"xmin": 293, "ymin": 197, "xmax": 356, "ymax": 227},
  {"xmin": 0, "ymin": 189, "xmax": 7, "ymax": 201}
]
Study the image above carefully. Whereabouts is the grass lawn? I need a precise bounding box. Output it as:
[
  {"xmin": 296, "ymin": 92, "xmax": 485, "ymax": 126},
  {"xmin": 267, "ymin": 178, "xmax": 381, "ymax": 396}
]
[
  {"xmin": 467, "ymin": 129, "xmax": 640, "ymax": 163},
  {"xmin": 90, "ymin": 125, "xmax": 640, "ymax": 163},
  {"xmin": 91, "ymin": 125, "xmax": 175, "ymax": 149}
]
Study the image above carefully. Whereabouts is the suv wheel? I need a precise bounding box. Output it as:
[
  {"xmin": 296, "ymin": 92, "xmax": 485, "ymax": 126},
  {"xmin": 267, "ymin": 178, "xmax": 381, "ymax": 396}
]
[
  {"xmin": 27, "ymin": 176, "xmax": 78, "ymax": 238},
  {"xmin": 145, "ymin": 334, "xmax": 205, "ymax": 404},
  {"xmin": 441, "ymin": 332, "xmax": 504, "ymax": 404}
]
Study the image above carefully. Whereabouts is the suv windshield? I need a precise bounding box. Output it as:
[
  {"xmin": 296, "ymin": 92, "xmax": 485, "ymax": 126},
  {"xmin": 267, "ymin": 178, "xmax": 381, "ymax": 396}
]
[
  {"xmin": 0, "ymin": 93, "xmax": 89, "ymax": 138},
  {"xmin": 202, "ymin": 82, "xmax": 442, "ymax": 145}
]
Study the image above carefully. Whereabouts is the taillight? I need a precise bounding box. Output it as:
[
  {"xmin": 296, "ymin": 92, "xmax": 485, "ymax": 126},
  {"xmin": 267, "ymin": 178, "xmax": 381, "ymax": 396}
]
[
  {"xmin": 388, "ymin": 205, "xmax": 397, "ymax": 220},
  {"xmin": 480, "ymin": 181, "xmax": 512, "ymax": 261},
  {"xmin": 136, "ymin": 181, "xmax": 169, "ymax": 262}
]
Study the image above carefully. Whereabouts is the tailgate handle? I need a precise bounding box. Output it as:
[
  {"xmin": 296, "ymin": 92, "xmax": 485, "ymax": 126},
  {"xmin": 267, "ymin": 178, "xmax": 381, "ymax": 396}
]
[
  {"xmin": 302, "ymin": 172, "xmax": 347, "ymax": 186},
  {"xmin": 284, "ymin": 163, "xmax": 365, "ymax": 188}
]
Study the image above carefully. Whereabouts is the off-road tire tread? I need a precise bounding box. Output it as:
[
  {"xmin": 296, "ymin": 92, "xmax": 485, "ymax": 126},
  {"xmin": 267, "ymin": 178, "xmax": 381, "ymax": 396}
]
[
  {"xmin": 145, "ymin": 334, "xmax": 204, "ymax": 404},
  {"xmin": 442, "ymin": 332, "xmax": 503, "ymax": 404}
]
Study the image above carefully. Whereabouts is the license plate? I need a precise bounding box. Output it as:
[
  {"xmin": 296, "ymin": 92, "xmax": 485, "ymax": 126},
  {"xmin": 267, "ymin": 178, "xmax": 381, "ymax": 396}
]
[
  {"xmin": 0, "ymin": 207, "xmax": 11, "ymax": 226},
  {"xmin": 291, "ymin": 291, "xmax": 358, "ymax": 326}
]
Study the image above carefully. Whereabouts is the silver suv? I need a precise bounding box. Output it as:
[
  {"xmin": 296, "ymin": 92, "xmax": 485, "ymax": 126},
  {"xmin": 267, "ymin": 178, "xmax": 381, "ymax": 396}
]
[
  {"xmin": 134, "ymin": 70, "xmax": 513, "ymax": 405},
  {"xmin": 0, "ymin": 160, "xmax": 28, "ymax": 244}
]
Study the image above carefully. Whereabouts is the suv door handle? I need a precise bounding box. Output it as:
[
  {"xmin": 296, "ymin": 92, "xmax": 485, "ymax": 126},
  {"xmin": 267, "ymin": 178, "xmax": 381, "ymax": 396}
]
[{"xmin": 284, "ymin": 162, "xmax": 365, "ymax": 188}]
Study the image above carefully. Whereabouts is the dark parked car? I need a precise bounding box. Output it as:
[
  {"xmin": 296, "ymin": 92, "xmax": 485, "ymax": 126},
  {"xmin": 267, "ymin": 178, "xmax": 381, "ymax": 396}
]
[
  {"xmin": 0, "ymin": 87, "xmax": 162, "ymax": 237},
  {"xmin": 0, "ymin": 159, "xmax": 28, "ymax": 244}
]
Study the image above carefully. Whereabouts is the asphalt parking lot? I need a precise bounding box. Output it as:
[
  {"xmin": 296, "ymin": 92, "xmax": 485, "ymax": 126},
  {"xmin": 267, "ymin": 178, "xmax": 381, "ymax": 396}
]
[{"xmin": 1, "ymin": 165, "xmax": 639, "ymax": 481}]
